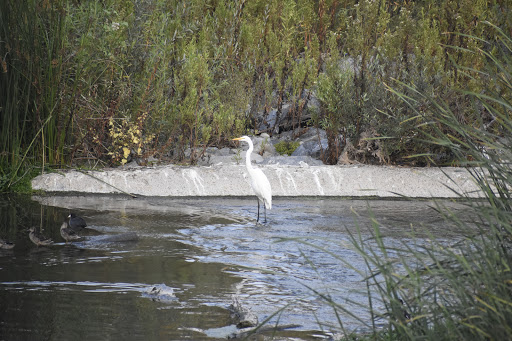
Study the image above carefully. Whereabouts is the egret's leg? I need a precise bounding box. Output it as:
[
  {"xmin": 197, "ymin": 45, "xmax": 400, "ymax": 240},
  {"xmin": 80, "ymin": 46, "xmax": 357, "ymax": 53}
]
[
  {"xmin": 256, "ymin": 200, "xmax": 260, "ymax": 222},
  {"xmin": 263, "ymin": 205, "xmax": 267, "ymax": 224}
]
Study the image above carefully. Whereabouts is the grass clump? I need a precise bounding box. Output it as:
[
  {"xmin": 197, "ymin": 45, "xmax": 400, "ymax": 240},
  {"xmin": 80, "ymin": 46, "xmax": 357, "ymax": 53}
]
[{"xmin": 274, "ymin": 141, "xmax": 300, "ymax": 156}]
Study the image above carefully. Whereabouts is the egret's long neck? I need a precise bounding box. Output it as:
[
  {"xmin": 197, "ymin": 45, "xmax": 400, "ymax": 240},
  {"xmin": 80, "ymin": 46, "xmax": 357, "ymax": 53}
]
[{"xmin": 245, "ymin": 142, "xmax": 254, "ymax": 171}]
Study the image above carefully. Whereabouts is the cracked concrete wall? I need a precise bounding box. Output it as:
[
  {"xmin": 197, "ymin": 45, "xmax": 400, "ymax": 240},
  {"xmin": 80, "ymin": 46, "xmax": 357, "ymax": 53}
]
[{"xmin": 31, "ymin": 165, "xmax": 483, "ymax": 198}]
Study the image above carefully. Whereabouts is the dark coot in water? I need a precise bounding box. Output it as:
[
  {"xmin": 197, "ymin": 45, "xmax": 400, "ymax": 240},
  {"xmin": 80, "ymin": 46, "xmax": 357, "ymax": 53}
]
[{"xmin": 68, "ymin": 213, "xmax": 87, "ymax": 232}]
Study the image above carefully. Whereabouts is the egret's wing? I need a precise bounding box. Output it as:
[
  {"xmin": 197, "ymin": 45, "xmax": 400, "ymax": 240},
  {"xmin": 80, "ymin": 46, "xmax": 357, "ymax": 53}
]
[{"xmin": 252, "ymin": 168, "xmax": 272, "ymax": 209}]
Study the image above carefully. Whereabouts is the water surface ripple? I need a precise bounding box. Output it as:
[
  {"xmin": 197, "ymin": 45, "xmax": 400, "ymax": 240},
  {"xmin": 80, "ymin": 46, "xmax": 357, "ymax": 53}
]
[{"xmin": 0, "ymin": 195, "xmax": 470, "ymax": 340}]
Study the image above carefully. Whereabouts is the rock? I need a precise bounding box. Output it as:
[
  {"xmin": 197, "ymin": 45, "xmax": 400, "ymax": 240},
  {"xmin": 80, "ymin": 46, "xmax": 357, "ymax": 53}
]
[
  {"xmin": 196, "ymin": 147, "xmax": 240, "ymax": 166},
  {"xmin": 258, "ymin": 90, "xmax": 321, "ymax": 134},
  {"xmin": 167, "ymin": 131, "xmax": 330, "ymax": 167},
  {"xmin": 122, "ymin": 160, "xmax": 140, "ymax": 169},
  {"xmin": 241, "ymin": 151, "xmax": 264, "ymax": 164},
  {"xmin": 248, "ymin": 135, "xmax": 278, "ymax": 158},
  {"xmin": 290, "ymin": 144, "xmax": 308, "ymax": 156},
  {"xmin": 271, "ymin": 128, "xmax": 329, "ymax": 160},
  {"xmin": 297, "ymin": 127, "xmax": 327, "ymax": 142},
  {"xmin": 196, "ymin": 139, "xmax": 280, "ymax": 166},
  {"xmin": 260, "ymin": 155, "xmax": 324, "ymax": 166},
  {"xmin": 197, "ymin": 155, "xmax": 237, "ymax": 166},
  {"xmin": 292, "ymin": 139, "xmax": 328, "ymax": 159},
  {"xmin": 258, "ymin": 108, "xmax": 279, "ymax": 133},
  {"xmin": 216, "ymin": 147, "xmax": 232, "ymax": 156}
]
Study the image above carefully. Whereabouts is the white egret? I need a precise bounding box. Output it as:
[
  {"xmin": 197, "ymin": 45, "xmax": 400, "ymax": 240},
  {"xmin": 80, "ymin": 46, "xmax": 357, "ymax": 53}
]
[{"xmin": 232, "ymin": 136, "xmax": 272, "ymax": 223}]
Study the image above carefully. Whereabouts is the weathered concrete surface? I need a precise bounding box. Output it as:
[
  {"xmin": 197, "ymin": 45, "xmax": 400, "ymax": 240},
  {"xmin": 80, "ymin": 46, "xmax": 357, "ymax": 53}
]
[{"xmin": 31, "ymin": 164, "xmax": 483, "ymax": 198}]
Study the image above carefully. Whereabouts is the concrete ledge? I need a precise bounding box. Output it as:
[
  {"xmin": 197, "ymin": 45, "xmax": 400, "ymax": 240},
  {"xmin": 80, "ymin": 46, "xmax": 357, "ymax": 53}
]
[{"xmin": 31, "ymin": 164, "xmax": 483, "ymax": 198}]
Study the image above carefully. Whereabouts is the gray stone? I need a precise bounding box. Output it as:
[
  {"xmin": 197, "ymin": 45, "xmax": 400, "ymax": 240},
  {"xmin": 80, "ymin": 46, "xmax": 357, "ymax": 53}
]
[
  {"xmin": 291, "ymin": 139, "xmax": 328, "ymax": 159},
  {"xmin": 215, "ymin": 147, "xmax": 231, "ymax": 156},
  {"xmin": 249, "ymin": 135, "xmax": 278, "ymax": 158},
  {"xmin": 197, "ymin": 155, "xmax": 238, "ymax": 166},
  {"xmin": 260, "ymin": 155, "xmax": 324, "ymax": 166}
]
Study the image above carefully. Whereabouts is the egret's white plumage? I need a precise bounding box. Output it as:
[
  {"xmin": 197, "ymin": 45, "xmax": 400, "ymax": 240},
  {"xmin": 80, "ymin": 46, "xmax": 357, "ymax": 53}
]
[{"xmin": 233, "ymin": 136, "xmax": 272, "ymax": 223}]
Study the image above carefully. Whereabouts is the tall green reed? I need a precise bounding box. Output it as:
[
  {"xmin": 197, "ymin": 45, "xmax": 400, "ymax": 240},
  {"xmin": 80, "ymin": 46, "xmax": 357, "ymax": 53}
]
[
  {"xmin": 0, "ymin": 0, "xmax": 70, "ymax": 191},
  {"xmin": 351, "ymin": 22, "xmax": 512, "ymax": 339}
]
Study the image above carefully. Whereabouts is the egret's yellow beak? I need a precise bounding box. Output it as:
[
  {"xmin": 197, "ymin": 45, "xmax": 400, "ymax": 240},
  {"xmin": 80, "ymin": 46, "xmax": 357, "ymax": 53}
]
[{"xmin": 232, "ymin": 137, "xmax": 243, "ymax": 141}]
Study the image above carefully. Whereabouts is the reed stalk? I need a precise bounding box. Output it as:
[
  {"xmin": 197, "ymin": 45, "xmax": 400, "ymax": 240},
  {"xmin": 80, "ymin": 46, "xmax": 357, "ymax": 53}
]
[
  {"xmin": 350, "ymin": 22, "xmax": 512, "ymax": 339},
  {"xmin": 0, "ymin": 0, "xmax": 69, "ymax": 192}
]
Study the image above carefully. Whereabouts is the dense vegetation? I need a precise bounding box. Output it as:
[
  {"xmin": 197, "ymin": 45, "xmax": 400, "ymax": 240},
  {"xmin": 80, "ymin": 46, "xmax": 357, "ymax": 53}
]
[
  {"xmin": 2, "ymin": 1, "xmax": 511, "ymax": 338},
  {"xmin": 338, "ymin": 24, "xmax": 512, "ymax": 339},
  {"xmin": 1, "ymin": 0, "xmax": 511, "ymax": 191}
]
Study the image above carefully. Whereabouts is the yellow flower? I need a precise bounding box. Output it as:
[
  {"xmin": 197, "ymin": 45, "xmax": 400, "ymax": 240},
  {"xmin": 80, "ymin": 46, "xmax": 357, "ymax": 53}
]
[{"xmin": 123, "ymin": 147, "xmax": 130, "ymax": 158}]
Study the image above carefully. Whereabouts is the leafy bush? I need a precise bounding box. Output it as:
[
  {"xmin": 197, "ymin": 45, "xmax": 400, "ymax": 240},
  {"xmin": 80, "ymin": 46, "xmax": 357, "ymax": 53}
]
[
  {"xmin": 274, "ymin": 141, "xmax": 300, "ymax": 156},
  {"xmin": 1, "ymin": 0, "xmax": 511, "ymax": 191}
]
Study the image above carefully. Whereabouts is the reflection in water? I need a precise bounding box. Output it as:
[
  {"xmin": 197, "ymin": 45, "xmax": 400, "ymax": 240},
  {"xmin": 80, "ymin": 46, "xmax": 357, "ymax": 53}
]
[{"xmin": 0, "ymin": 194, "xmax": 472, "ymax": 339}]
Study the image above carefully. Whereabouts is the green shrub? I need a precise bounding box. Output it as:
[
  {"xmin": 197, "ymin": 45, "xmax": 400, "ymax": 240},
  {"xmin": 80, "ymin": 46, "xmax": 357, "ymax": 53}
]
[
  {"xmin": 1, "ymin": 0, "xmax": 511, "ymax": 189},
  {"xmin": 274, "ymin": 141, "xmax": 300, "ymax": 156}
]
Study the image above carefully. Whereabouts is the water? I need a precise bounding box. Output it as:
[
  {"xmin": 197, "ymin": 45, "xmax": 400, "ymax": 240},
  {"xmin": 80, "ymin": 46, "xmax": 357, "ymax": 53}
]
[{"xmin": 0, "ymin": 194, "xmax": 471, "ymax": 340}]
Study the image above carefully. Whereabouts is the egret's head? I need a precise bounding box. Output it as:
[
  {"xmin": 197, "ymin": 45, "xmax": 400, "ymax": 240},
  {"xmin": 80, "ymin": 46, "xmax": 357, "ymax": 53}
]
[
  {"xmin": 233, "ymin": 135, "xmax": 251, "ymax": 143},
  {"xmin": 232, "ymin": 136, "xmax": 251, "ymax": 144}
]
